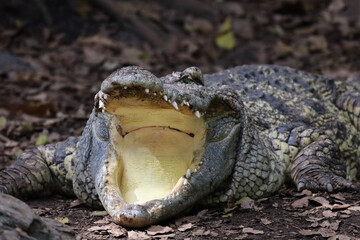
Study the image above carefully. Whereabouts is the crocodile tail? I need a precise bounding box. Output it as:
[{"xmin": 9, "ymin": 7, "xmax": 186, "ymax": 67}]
[{"xmin": 0, "ymin": 137, "xmax": 78, "ymax": 199}]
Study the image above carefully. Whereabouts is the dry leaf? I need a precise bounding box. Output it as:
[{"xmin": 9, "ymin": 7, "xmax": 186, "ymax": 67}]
[
  {"xmin": 146, "ymin": 225, "xmax": 173, "ymax": 236},
  {"xmin": 242, "ymin": 227, "xmax": 264, "ymax": 235},
  {"xmin": 330, "ymin": 204, "xmax": 350, "ymax": 210},
  {"xmin": 35, "ymin": 135, "xmax": 48, "ymax": 146},
  {"xmin": 91, "ymin": 210, "xmax": 108, "ymax": 216},
  {"xmin": 311, "ymin": 196, "xmax": 331, "ymax": 208},
  {"xmin": 178, "ymin": 223, "xmax": 193, "ymax": 232},
  {"xmin": 235, "ymin": 196, "xmax": 255, "ymax": 209},
  {"xmin": 320, "ymin": 220, "xmax": 340, "ymax": 231},
  {"xmin": 348, "ymin": 206, "xmax": 360, "ymax": 211},
  {"xmin": 318, "ymin": 228, "xmax": 337, "ymax": 237},
  {"xmin": 106, "ymin": 223, "xmax": 126, "ymax": 237},
  {"xmin": 323, "ymin": 210, "xmax": 337, "ymax": 218},
  {"xmin": 260, "ymin": 218, "xmax": 272, "ymax": 225},
  {"xmin": 93, "ymin": 219, "xmax": 109, "ymax": 225},
  {"xmin": 128, "ymin": 231, "xmax": 150, "ymax": 240},
  {"xmin": 291, "ymin": 197, "xmax": 309, "ymax": 208},
  {"xmin": 216, "ymin": 17, "xmax": 236, "ymax": 50},
  {"xmin": 69, "ymin": 199, "xmax": 82, "ymax": 208},
  {"xmin": 328, "ymin": 234, "xmax": 352, "ymax": 240},
  {"xmin": 55, "ymin": 217, "xmax": 69, "ymax": 224},
  {"xmin": 192, "ymin": 228, "xmax": 205, "ymax": 236},
  {"xmin": 222, "ymin": 212, "xmax": 233, "ymax": 218},
  {"xmin": 299, "ymin": 229, "xmax": 319, "ymax": 236},
  {"xmin": 331, "ymin": 193, "xmax": 346, "ymax": 201}
]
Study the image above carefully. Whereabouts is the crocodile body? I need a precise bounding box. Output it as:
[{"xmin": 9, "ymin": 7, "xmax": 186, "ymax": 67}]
[{"xmin": 0, "ymin": 65, "xmax": 359, "ymax": 227}]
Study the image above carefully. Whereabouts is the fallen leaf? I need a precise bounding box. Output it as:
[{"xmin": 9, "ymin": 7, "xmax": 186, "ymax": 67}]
[
  {"xmin": 178, "ymin": 223, "xmax": 193, "ymax": 232},
  {"xmin": 27, "ymin": 92, "xmax": 48, "ymax": 102},
  {"xmin": 35, "ymin": 135, "xmax": 48, "ymax": 146},
  {"xmin": 323, "ymin": 210, "xmax": 337, "ymax": 218},
  {"xmin": 311, "ymin": 196, "xmax": 331, "ymax": 208},
  {"xmin": 348, "ymin": 206, "xmax": 360, "ymax": 211},
  {"xmin": 320, "ymin": 220, "xmax": 340, "ymax": 231},
  {"xmin": 291, "ymin": 196, "xmax": 310, "ymax": 208},
  {"xmin": 234, "ymin": 234, "xmax": 249, "ymax": 239},
  {"xmin": 299, "ymin": 229, "xmax": 319, "ymax": 236},
  {"xmin": 223, "ymin": 205, "xmax": 237, "ymax": 214},
  {"xmin": 91, "ymin": 210, "xmax": 108, "ymax": 216},
  {"xmin": 20, "ymin": 124, "xmax": 34, "ymax": 133},
  {"xmin": 308, "ymin": 35, "xmax": 328, "ymax": 53},
  {"xmin": 156, "ymin": 233, "xmax": 176, "ymax": 239},
  {"xmin": 0, "ymin": 117, "xmax": 6, "ymax": 130},
  {"xmin": 318, "ymin": 228, "xmax": 337, "ymax": 238},
  {"xmin": 235, "ymin": 196, "xmax": 255, "ymax": 209},
  {"xmin": 93, "ymin": 219, "xmax": 109, "ymax": 225},
  {"xmin": 328, "ymin": 234, "xmax": 352, "ymax": 240},
  {"xmin": 87, "ymin": 225, "xmax": 103, "ymax": 232},
  {"xmin": 69, "ymin": 199, "xmax": 82, "ymax": 208},
  {"xmin": 331, "ymin": 193, "xmax": 346, "ymax": 201},
  {"xmin": 192, "ymin": 228, "xmax": 205, "ymax": 236},
  {"xmin": 242, "ymin": 227, "xmax": 264, "ymax": 235},
  {"xmin": 55, "ymin": 217, "xmax": 69, "ymax": 224},
  {"xmin": 196, "ymin": 209, "xmax": 208, "ymax": 218},
  {"xmin": 106, "ymin": 223, "xmax": 126, "ymax": 237},
  {"xmin": 216, "ymin": 17, "xmax": 236, "ymax": 50},
  {"xmin": 146, "ymin": 225, "xmax": 173, "ymax": 236},
  {"xmin": 260, "ymin": 218, "xmax": 272, "ymax": 225},
  {"xmin": 330, "ymin": 204, "xmax": 350, "ymax": 210},
  {"xmin": 128, "ymin": 230, "xmax": 150, "ymax": 240},
  {"xmin": 222, "ymin": 212, "xmax": 233, "ymax": 218},
  {"xmin": 301, "ymin": 228, "xmax": 337, "ymax": 237}
]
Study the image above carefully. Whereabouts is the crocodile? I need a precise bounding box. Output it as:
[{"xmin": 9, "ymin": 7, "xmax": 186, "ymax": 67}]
[{"xmin": 0, "ymin": 65, "xmax": 359, "ymax": 227}]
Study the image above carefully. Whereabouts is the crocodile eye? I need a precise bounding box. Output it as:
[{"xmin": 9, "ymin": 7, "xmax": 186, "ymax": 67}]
[{"xmin": 180, "ymin": 67, "xmax": 204, "ymax": 86}]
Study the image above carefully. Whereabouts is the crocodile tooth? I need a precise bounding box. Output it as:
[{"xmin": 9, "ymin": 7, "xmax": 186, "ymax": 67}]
[
  {"xmin": 172, "ymin": 101, "xmax": 179, "ymax": 110},
  {"xmin": 153, "ymin": 92, "xmax": 157, "ymax": 96},
  {"xmin": 195, "ymin": 110, "xmax": 201, "ymax": 118},
  {"xmin": 145, "ymin": 88, "xmax": 150, "ymax": 93},
  {"xmin": 103, "ymin": 94, "xmax": 108, "ymax": 100},
  {"xmin": 183, "ymin": 179, "xmax": 189, "ymax": 185},
  {"xmin": 186, "ymin": 169, "xmax": 191, "ymax": 178},
  {"xmin": 175, "ymin": 192, "xmax": 180, "ymax": 198},
  {"xmin": 184, "ymin": 101, "xmax": 190, "ymax": 107},
  {"xmin": 171, "ymin": 193, "xmax": 175, "ymax": 199},
  {"xmin": 164, "ymin": 95, "xmax": 168, "ymax": 101},
  {"xmin": 99, "ymin": 100, "xmax": 105, "ymax": 109},
  {"xmin": 123, "ymin": 86, "xmax": 128, "ymax": 89}
]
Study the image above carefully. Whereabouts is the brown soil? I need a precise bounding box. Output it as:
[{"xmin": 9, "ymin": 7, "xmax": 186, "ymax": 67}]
[{"xmin": 1, "ymin": 0, "xmax": 359, "ymax": 239}]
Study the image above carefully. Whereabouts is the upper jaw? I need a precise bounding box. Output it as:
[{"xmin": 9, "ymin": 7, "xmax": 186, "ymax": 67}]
[{"xmin": 96, "ymin": 66, "xmax": 230, "ymax": 118}]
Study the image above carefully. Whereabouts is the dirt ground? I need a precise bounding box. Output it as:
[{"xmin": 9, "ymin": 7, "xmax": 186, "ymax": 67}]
[{"xmin": 0, "ymin": 0, "xmax": 360, "ymax": 239}]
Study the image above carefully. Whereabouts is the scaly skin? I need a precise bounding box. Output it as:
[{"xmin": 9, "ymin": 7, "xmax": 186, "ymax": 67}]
[{"xmin": 0, "ymin": 65, "xmax": 359, "ymax": 227}]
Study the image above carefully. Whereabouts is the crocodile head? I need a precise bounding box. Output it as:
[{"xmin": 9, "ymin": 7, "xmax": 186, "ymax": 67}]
[{"xmin": 91, "ymin": 66, "xmax": 243, "ymax": 227}]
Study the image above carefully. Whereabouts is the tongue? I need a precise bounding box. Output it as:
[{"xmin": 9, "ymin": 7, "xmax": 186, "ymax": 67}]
[{"xmin": 118, "ymin": 127, "xmax": 194, "ymax": 203}]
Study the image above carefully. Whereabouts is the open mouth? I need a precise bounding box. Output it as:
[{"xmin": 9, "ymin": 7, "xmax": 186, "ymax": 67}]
[{"xmin": 102, "ymin": 91, "xmax": 206, "ymax": 204}]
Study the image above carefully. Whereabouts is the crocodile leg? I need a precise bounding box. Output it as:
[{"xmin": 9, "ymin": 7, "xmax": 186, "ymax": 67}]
[
  {"xmin": 270, "ymin": 124, "xmax": 358, "ymax": 192},
  {"xmin": 0, "ymin": 137, "xmax": 78, "ymax": 198}
]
